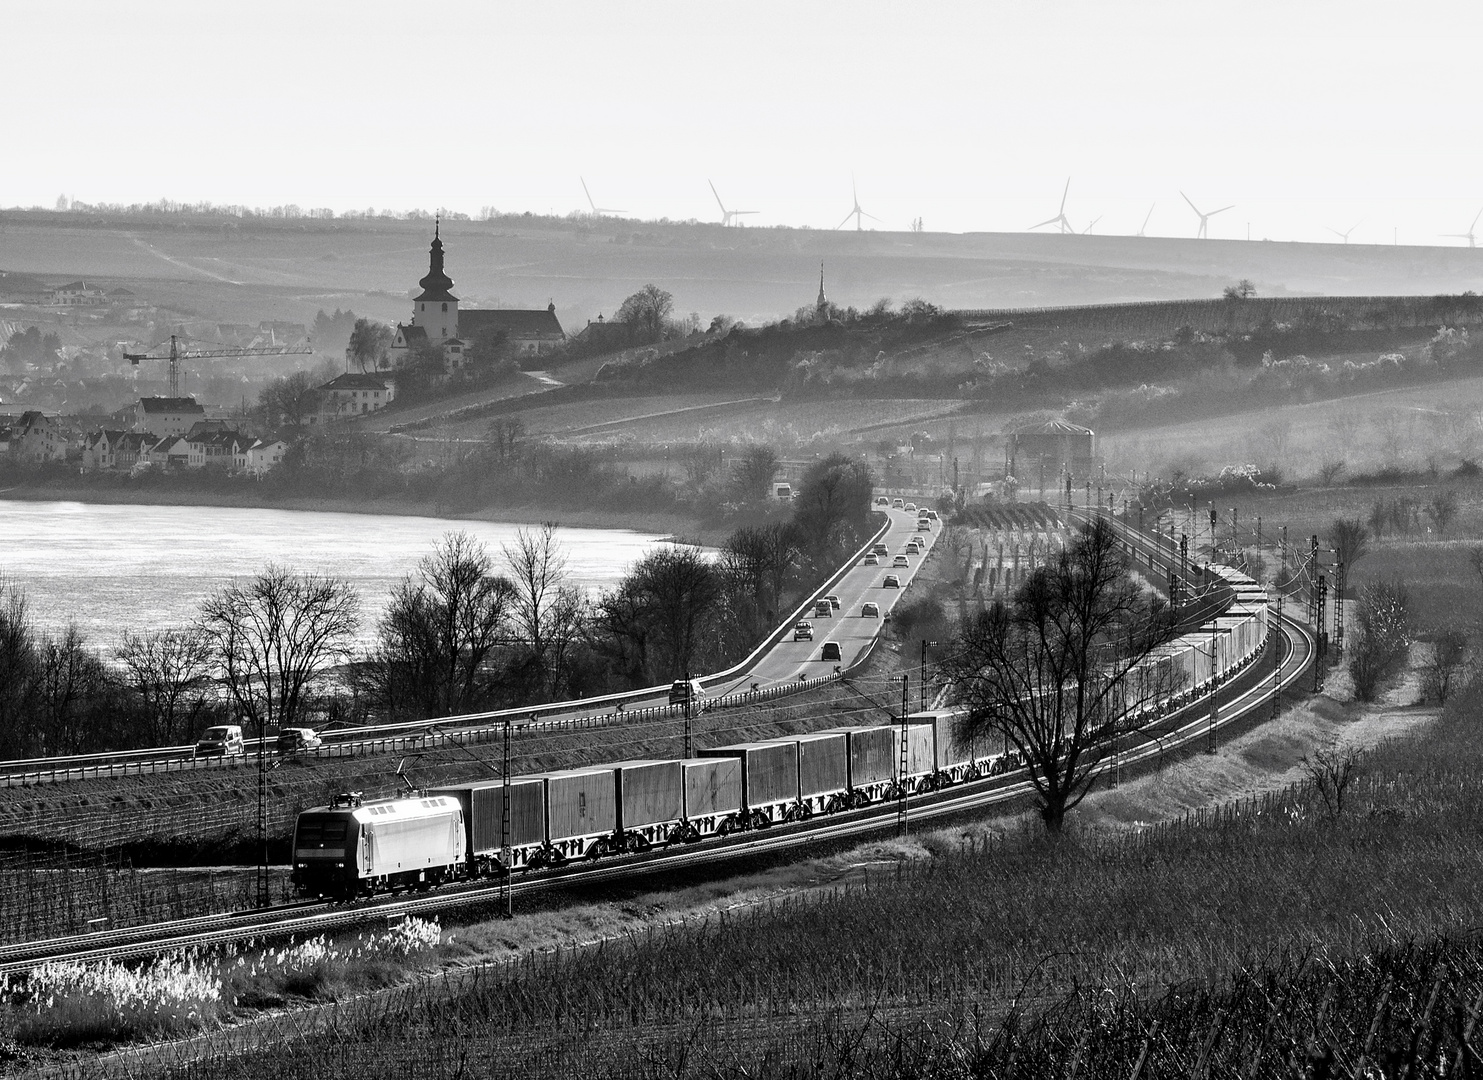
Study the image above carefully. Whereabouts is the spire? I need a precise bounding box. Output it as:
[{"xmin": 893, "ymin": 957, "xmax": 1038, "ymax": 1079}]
[
  {"xmin": 415, "ymin": 219, "xmax": 457, "ymax": 301},
  {"xmin": 816, "ymin": 262, "xmax": 828, "ymax": 313}
]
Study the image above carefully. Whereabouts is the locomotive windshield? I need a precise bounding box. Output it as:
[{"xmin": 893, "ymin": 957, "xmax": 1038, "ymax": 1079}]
[{"xmin": 296, "ymin": 815, "xmax": 349, "ymax": 843}]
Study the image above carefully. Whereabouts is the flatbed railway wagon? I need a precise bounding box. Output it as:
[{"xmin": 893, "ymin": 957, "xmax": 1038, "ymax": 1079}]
[
  {"xmin": 291, "ymin": 792, "xmax": 465, "ymax": 899},
  {"xmin": 430, "ymin": 777, "xmax": 546, "ymax": 876},
  {"xmin": 523, "ymin": 767, "xmax": 618, "ymax": 865},
  {"xmin": 700, "ymin": 741, "xmax": 799, "ymax": 829},
  {"xmin": 673, "ymin": 757, "xmax": 743, "ymax": 842},
  {"xmin": 609, "ymin": 759, "xmax": 685, "ymax": 853},
  {"xmin": 818, "ymin": 726, "xmax": 896, "ymax": 806}
]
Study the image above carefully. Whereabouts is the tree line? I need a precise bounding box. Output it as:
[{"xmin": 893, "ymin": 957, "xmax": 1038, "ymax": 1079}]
[{"xmin": 0, "ymin": 455, "xmax": 876, "ymax": 755}]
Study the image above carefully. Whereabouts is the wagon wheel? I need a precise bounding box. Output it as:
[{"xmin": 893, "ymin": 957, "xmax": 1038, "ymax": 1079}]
[
  {"xmin": 963, "ymin": 763, "xmax": 983, "ymax": 783},
  {"xmin": 628, "ymin": 833, "xmax": 653, "ymax": 854}
]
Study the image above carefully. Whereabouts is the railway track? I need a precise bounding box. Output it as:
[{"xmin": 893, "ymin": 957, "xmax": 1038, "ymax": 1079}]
[{"xmin": 0, "ymin": 588, "xmax": 1314, "ymax": 977}]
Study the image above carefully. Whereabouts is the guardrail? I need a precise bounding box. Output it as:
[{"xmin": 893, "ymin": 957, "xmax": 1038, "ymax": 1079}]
[{"xmin": 0, "ymin": 513, "xmax": 900, "ymax": 788}]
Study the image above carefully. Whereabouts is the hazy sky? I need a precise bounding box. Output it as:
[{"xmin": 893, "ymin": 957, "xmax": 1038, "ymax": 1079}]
[{"xmin": 10, "ymin": 0, "xmax": 1483, "ymax": 245}]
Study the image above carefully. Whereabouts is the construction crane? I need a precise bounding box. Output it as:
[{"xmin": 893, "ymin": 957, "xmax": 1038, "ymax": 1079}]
[{"xmin": 124, "ymin": 334, "xmax": 314, "ymax": 396}]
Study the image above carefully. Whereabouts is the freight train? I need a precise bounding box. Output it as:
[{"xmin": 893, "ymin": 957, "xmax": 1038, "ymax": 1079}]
[{"xmin": 290, "ymin": 563, "xmax": 1275, "ymax": 901}]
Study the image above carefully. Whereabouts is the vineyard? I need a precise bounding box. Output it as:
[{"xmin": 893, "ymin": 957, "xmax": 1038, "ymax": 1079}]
[{"xmin": 56, "ymin": 735, "xmax": 1483, "ymax": 1079}]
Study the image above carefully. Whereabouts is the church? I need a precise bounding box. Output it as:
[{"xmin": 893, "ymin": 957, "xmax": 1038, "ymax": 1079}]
[{"xmin": 389, "ymin": 222, "xmax": 566, "ymax": 371}]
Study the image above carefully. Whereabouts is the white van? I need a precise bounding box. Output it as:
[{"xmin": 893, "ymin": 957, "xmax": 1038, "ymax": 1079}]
[{"xmin": 196, "ymin": 724, "xmax": 245, "ymax": 757}]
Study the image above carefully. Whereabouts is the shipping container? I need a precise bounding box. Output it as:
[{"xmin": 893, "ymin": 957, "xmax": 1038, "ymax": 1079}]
[
  {"xmin": 893, "ymin": 723, "xmax": 936, "ymax": 780},
  {"xmin": 907, "ymin": 710, "xmax": 989, "ymax": 771},
  {"xmin": 760, "ymin": 732, "xmax": 848, "ymax": 800},
  {"xmin": 430, "ymin": 778, "xmax": 545, "ymax": 857},
  {"xmin": 611, "ymin": 759, "xmax": 685, "ymax": 832},
  {"xmin": 818, "ymin": 726, "xmax": 896, "ymax": 791},
  {"xmin": 700, "ymin": 742, "xmax": 798, "ymax": 810},
  {"xmin": 527, "ymin": 768, "xmax": 618, "ymax": 844},
  {"xmin": 679, "ymin": 757, "xmax": 742, "ymax": 819}
]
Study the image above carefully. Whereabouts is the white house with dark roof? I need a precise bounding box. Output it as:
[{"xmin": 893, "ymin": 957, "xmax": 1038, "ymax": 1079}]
[
  {"xmin": 12, "ymin": 411, "xmax": 69, "ymax": 462},
  {"xmin": 136, "ymin": 397, "xmax": 206, "ymax": 438},
  {"xmin": 50, "ymin": 281, "xmax": 107, "ymax": 307},
  {"xmin": 312, "ymin": 372, "xmax": 395, "ymax": 424},
  {"xmin": 236, "ymin": 438, "xmax": 289, "ymax": 475}
]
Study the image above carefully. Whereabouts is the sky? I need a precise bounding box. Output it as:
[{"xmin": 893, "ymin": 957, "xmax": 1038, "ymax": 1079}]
[{"xmin": 9, "ymin": 0, "xmax": 1483, "ymax": 246}]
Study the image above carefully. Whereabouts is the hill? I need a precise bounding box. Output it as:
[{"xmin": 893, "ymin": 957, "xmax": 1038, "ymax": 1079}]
[{"xmin": 3, "ymin": 209, "xmax": 1482, "ymax": 336}]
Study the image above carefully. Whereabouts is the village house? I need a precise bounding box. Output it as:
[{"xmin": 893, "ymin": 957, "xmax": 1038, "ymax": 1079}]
[
  {"xmin": 50, "ymin": 280, "xmax": 107, "ymax": 307},
  {"xmin": 185, "ymin": 428, "xmax": 243, "ymax": 469},
  {"xmin": 311, "ymin": 372, "xmax": 395, "ymax": 424},
  {"xmin": 81, "ymin": 429, "xmax": 126, "ymax": 469},
  {"xmin": 11, "ymin": 411, "xmax": 68, "ymax": 462},
  {"xmin": 136, "ymin": 397, "xmax": 206, "ymax": 438},
  {"xmin": 236, "ymin": 438, "xmax": 289, "ymax": 475}
]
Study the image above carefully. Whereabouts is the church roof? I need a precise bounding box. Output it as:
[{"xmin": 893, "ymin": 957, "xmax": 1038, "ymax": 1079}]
[
  {"xmin": 459, "ymin": 307, "xmax": 565, "ymax": 339},
  {"xmin": 397, "ymin": 324, "xmax": 429, "ymax": 346},
  {"xmin": 415, "ymin": 218, "xmax": 458, "ymax": 302}
]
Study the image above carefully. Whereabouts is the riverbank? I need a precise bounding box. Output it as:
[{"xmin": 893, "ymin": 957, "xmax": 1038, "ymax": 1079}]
[{"xmin": 0, "ymin": 483, "xmax": 726, "ymax": 546}]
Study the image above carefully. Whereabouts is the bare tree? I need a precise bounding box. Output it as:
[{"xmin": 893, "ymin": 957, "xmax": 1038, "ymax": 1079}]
[
  {"xmin": 938, "ymin": 518, "xmax": 1178, "ymax": 833},
  {"xmin": 1421, "ymin": 628, "xmax": 1469, "ymax": 705},
  {"xmin": 258, "ymin": 370, "xmax": 321, "ymax": 428},
  {"xmin": 35, "ymin": 626, "xmax": 110, "ymax": 756},
  {"xmin": 1303, "ymin": 745, "xmax": 1361, "ymax": 819},
  {"xmin": 116, "ymin": 629, "xmax": 213, "ymax": 745},
  {"xmin": 626, "ymin": 545, "xmax": 722, "ymax": 681},
  {"xmin": 371, "ymin": 532, "xmax": 516, "ymax": 719},
  {"xmin": 729, "ymin": 445, "xmax": 780, "ymax": 503},
  {"xmin": 199, "ymin": 565, "xmax": 361, "ymax": 736},
  {"xmin": 347, "ymin": 317, "xmax": 394, "ymax": 372},
  {"xmin": 0, "ymin": 580, "xmax": 38, "ymax": 758},
  {"xmin": 503, "ymin": 523, "xmax": 580, "ymax": 699},
  {"xmin": 616, "ymin": 284, "xmax": 675, "ymax": 342},
  {"xmin": 483, "ymin": 418, "xmax": 525, "ymax": 464},
  {"xmin": 722, "ymin": 524, "xmax": 799, "ymax": 625},
  {"xmin": 1317, "ymin": 460, "xmax": 1346, "ymax": 486},
  {"xmin": 1427, "ymin": 489, "xmax": 1459, "ymax": 534},
  {"xmin": 1326, "ymin": 517, "xmax": 1369, "ymax": 569}
]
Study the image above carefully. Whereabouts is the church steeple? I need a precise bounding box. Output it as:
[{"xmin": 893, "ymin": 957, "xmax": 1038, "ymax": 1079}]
[
  {"xmin": 416, "ymin": 215, "xmax": 457, "ymax": 302},
  {"xmin": 816, "ymin": 262, "xmax": 828, "ymax": 314}
]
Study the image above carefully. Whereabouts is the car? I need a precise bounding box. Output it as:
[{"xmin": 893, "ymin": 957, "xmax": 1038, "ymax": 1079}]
[
  {"xmin": 906, "ymin": 543, "xmax": 922, "ymax": 555},
  {"xmin": 826, "ymin": 595, "xmax": 840, "ymax": 611},
  {"xmin": 668, "ymin": 679, "xmax": 705, "ymax": 706},
  {"xmin": 196, "ymin": 724, "xmax": 245, "ymax": 757},
  {"xmin": 861, "ymin": 602, "xmax": 880, "ymax": 618},
  {"xmin": 815, "ymin": 599, "xmax": 833, "ymax": 618},
  {"xmin": 863, "ymin": 553, "xmax": 879, "ymax": 566},
  {"xmin": 926, "ymin": 509, "xmax": 939, "ymax": 521},
  {"xmin": 917, "ymin": 520, "xmax": 932, "ymax": 531},
  {"xmin": 892, "ymin": 498, "xmax": 904, "ymax": 509},
  {"xmin": 882, "ymin": 575, "xmax": 901, "ymax": 588},
  {"xmin": 793, "ymin": 621, "xmax": 814, "ymax": 641},
  {"xmin": 277, "ymin": 727, "xmax": 323, "ymax": 754},
  {"xmin": 875, "ymin": 496, "xmax": 890, "ymax": 506},
  {"xmin": 872, "ymin": 543, "xmax": 888, "ymax": 556},
  {"xmin": 820, "ymin": 641, "xmax": 842, "ymax": 662},
  {"xmin": 905, "ymin": 503, "xmax": 917, "ymax": 513},
  {"xmin": 893, "ymin": 554, "xmax": 910, "ymax": 567}
]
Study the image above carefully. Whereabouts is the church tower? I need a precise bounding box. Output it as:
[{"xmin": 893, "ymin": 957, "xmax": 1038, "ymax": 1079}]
[
  {"xmin": 815, "ymin": 262, "xmax": 829, "ymax": 320},
  {"xmin": 411, "ymin": 216, "xmax": 459, "ymax": 341}
]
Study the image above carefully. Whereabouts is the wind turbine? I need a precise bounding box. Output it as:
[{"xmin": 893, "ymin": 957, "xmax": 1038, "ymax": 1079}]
[
  {"xmin": 836, "ymin": 178, "xmax": 880, "ymax": 231},
  {"xmin": 1441, "ymin": 208, "xmax": 1483, "ymax": 248},
  {"xmin": 1081, "ymin": 217, "xmax": 1102, "ymax": 235},
  {"xmin": 580, "ymin": 177, "xmax": 626, "ymax": 217},
  {"xmin": 708, "ymin": 181, "xmax": 757, "ymax": 227},
  {"xmin": 1327, "ymin": 221, "xmax": 1362, "ymax": 245},
  {"xmin": 1180, "ymin": 191, "xmax": 1234, "ymax": 239},
  {"xmin": 1136, "ymin": 203, "xmax": 1155, "ymax": 237},
  {"xmin": 1030, "ymin": 178, "xmax": 1074, "ymax": 234}
]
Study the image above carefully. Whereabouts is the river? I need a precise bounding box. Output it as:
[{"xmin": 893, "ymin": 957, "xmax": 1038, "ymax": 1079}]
[{"xmin": 0, "ymin": 501, "xmax": 668, "ymax": 648}]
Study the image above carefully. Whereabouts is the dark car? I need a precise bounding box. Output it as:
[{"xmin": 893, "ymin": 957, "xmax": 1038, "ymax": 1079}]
[
  {"xmin": 820, "ymin": 641, "xmax": 842, "ymax": 662},
  {"xmin": 882, "ymin": 574, "xmax": 901, "ymax": 588}
]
